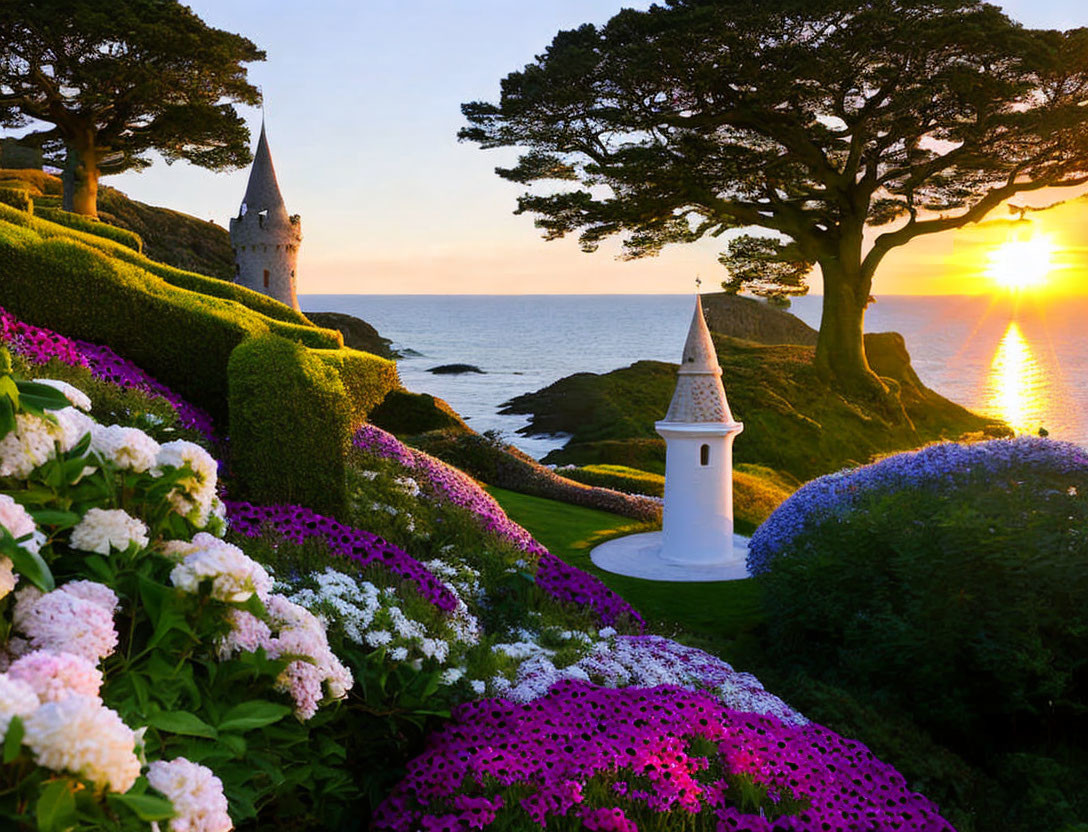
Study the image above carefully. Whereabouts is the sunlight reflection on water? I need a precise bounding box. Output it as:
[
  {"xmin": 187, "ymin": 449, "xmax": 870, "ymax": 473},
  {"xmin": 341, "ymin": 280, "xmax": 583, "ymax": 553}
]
[{"xmin": 985, "ymin": 322, "xmax": 1048, "ymax": 434}]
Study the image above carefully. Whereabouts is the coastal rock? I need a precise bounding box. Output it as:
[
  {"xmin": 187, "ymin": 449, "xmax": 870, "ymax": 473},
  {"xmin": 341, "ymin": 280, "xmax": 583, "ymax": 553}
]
[
  {"xmin": 700, "ymin": 292, "xmax": 817, "ymax": 345},
  {"xmin": 306, "ymin": 311, "xmax": 399, "ymax": 359},
  {"xmin": 428, "ymin": 363, "xmax": 485, "ymax": 375}
]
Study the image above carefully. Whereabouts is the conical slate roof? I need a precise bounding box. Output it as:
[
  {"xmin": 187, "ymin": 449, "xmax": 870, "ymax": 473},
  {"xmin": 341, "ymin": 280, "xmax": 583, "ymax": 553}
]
[
  {"xmin": 239, "ymin": 121, "xmax": 288, "ymax": 221},
  {"xmin": 662, "ymin": 295, "xmax": 736, "ymax": 424}
]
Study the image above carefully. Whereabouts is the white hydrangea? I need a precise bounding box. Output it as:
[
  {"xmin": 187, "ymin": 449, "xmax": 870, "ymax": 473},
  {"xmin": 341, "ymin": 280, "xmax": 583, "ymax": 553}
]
[
  {"xmin": 0, "ymin": 413, "xmax": 57, "ymax": 478},
  {"xmin": 51, "ymin": 407, "xmax": 97, "ymax": 454},
  {"xmin": 23, "ymin": 695, "xmax": 141, "ymax": 793},
  {"xmin": 32, "ymin": 378, "xmax": 92, "ymax": 412},
  {"xmin": 0, "ymin": 493, "xmax": 44, "ymax": 557},
  {"xmin": 91, "ymin": 423, "xmax": 161, "ymax": 473},
  {"xmin": 169, "ymin": 533, "xmax": 272, "ymax": 603},
  {"xmin": 8, "ymin": 650, "xmax": 104, "ymax": 703},
  {"xmin": 155, "ymin": 440, "xmax": 218, "ymax": 523},
  {"xmin": 147, "ymin": 757, "xmax": 233, "ymax": 832},
  {"xmin": 70, "ymin": 508, "xmax": 150, "ymax": 555},
  {"xmin": 0, "ymin": 674, "xmax": 40, "ymax": 738}
]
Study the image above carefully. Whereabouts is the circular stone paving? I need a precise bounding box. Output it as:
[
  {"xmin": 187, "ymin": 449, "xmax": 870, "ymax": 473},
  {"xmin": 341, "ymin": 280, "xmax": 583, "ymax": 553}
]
[{"xmin": 590, "ymin": 532, "xmax": 750, "ymax": 582}]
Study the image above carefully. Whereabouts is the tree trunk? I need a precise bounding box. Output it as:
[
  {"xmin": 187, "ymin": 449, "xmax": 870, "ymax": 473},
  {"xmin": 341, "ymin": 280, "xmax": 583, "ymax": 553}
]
[
  {"xmin": 62, "ymin": 135, "xmax": 99, "ymax": 217},
  {"xmin": 813, "ymin": 260, "xmax": 886, "ymax": 398}
]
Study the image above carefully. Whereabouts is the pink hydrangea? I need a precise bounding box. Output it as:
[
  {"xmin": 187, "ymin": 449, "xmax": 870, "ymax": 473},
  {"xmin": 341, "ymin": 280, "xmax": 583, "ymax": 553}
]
[
  {"xmin": 13, "ymin": 584, "xmax": 118, "ymax": 663},
  {"xmin": 8, "ymin": 650, "xmax": 104, "ymax": 702}
]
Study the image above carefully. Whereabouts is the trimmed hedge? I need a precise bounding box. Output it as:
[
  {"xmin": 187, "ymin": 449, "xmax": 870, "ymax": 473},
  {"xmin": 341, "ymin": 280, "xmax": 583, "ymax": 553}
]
[
  {"xmin": 369, "ymin": 389, "xmax": 469, "ymax": 435},
  {"xmin": 228, "ymin": 335, "xmax": 354, "ymax": 516},
  {"xmin": 0, "ymin": 202, "xmax": 317, "ymax": 328},
  {"xmin": 36, "ymin": 206, "xmax": 144, "ymax": 252},
  {"xmin": 559, "ymin": 464, "xmax": 665, "ymax": 497},
  {"xmin": 0, "ymin": 168, "xmax": 59, "ymax": 195},
  {"xmin": 314, "ymin": 348, "xmax": 400, "ymax": 425},
  {"xmin": 0, "ymin": 185, "xmax": 32, "ymax": 212}
]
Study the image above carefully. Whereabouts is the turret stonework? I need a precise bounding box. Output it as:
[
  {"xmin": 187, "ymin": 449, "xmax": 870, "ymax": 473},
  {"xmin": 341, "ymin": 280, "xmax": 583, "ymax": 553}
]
[
  {"xmin": 654, "ymin": 294, "xmax": 744, "ymax": 565},
  {"xmin": 229, "ymin": 122, "xmax": 302, "ymax": 311}
]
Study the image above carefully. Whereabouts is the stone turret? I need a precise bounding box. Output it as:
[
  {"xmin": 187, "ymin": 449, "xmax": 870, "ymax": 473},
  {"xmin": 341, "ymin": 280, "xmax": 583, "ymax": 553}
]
[
  {"xmin": 653, "ymin": 294, "xmax": 744, "ymax": 565},
  {"xmin": 229, "ymin": 121, "xmax": 302, "ymax": 310}
]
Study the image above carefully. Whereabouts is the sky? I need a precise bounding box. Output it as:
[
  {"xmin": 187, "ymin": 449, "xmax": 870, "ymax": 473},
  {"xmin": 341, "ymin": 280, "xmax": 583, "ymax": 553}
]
[{"xmin": 92, "ymin": 1, "xmax": 1088, "ymax": 295}]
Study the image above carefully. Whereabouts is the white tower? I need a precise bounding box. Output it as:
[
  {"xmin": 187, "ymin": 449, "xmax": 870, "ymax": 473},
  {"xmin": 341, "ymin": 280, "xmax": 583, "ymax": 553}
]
[
  {"xmin": 654, "ymin": 294, "xmax": 744, "ymax": 565},
  {"xmin": 229, "ymin": 121, "xmax": 302, "ymax": 310}
]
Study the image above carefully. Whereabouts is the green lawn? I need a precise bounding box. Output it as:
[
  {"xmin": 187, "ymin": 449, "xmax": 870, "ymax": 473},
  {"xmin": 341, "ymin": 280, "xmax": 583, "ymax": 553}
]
[{"xmin": 486, "ymin": 485, "xmax": 766, "ymax": 655}]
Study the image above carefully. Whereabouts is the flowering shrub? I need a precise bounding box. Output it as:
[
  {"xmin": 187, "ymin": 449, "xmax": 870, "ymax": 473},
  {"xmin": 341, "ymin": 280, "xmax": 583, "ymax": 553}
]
[
  {"xmin": 374, "ymin": 681, "xmax": 954, "ymax": 831},
  {"xmin": 748, "ymin": 436, "xmax": 1088, "ymax": 574},
  {"xmin": 0, "ymin": 306, "xmax": 215, "ymax": 443},
  {"xmin": 0, "ymin": 353, "xmax": 352, "ymax": 829},
  {"xmin": 354, "ymin": 424, "xmax": 645, "ymax": 630},
  {"xmin": 756, "ymin": 437, "xmax": 1088, "ymax": 830}
]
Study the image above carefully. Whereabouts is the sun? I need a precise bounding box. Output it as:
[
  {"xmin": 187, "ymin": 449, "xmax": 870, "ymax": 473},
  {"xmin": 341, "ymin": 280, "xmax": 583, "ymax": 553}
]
[{"xmin": 986, "ymin": 235, "xmax": 1055, "ymax": 291}]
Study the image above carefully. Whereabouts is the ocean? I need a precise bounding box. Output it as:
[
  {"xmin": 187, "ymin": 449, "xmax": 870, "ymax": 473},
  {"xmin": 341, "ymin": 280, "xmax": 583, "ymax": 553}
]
[{"xmin": 300, "ymin": 294, "xmax": 1088, "ymax": 458}]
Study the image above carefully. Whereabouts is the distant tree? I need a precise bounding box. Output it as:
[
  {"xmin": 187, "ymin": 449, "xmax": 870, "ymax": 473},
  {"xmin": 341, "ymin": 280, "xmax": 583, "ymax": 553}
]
[
  {"xmin": 0, "ymin": 0, "xmax": 264, "ymax": 217},
  {"xmin": 461, "ymin": 0, "xmax": 1088, "ymax": 396}
]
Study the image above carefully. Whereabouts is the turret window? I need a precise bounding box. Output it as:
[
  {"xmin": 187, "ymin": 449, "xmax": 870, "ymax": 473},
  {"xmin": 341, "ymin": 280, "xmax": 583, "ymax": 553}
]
[
  {"xmin": 700, "ymin": 444, "xmax": 710, "ymax": 466},
  {"xmin": 263, "ymin": 270, "xmax": 270, "ymax": 288}
]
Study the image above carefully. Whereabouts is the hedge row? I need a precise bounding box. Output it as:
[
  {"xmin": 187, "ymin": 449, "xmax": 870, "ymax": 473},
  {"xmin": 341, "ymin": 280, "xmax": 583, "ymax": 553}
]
[
  {"xmin": 559, "ymin": 463, "xmax": 665, "ymax": 497},
  {"xmin": 35, "ymin": 205, "xmax": 144, "ymax": 253},
  {"xmin": 0, "ymin": 186, "xmax": 31, "ymax": 212},
  {"xmin": 0, "ymin": 207, "xmax": 400, "ymax": 511},
  {"xmin": 0, "ymin": 202, "xmax": 313, "ymax": 328}
]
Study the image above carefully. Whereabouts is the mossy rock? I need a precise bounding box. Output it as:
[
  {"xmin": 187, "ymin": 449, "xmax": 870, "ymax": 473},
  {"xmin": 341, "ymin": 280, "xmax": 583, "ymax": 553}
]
[{"xmin": 506, "ymin": 333, "xmax": 1008, "ymax": 484}]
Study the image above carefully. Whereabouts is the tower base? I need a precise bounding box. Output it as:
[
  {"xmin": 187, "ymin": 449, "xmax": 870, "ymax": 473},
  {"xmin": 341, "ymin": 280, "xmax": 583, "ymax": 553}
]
[{"xmin": 589, "ymin": 532, "xmax": 750, "ymax": 582}]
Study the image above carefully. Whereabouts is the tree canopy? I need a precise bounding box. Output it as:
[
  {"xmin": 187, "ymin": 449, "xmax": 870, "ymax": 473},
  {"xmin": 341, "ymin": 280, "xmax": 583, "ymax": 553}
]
[
  {"xmin": 461, "ymin": 0, "xmax": 1088, "ymax": 392},
  {"xmin": 0, "ymin": 0, "xmax": 264, "ymax": 215}
]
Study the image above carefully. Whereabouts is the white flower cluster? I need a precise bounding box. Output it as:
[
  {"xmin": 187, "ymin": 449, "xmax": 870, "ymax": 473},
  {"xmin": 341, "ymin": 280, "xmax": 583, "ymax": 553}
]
[
  {"xmin": 70, "ymin": 508, "xmax": 150, "ymax": 555},
  {"xmin": 0, "ymin": 578, "xmax": 140, "ymax": 794},
  {"xmin": 169, "ymin": 533, "xmax": 273, "ymax": 603},
  {"xmin": 92, "ymin": 423, "xmax": 162, "ymax": 473},
  {"xmin": 148, "ymin": 757, "xmax": 233, "ymax": 832},
  {"xmin": 155, "ymin": 440, "xmax": 220, "ymax": 526},
  {"xmin": 283, "ymin": 566, "xmax": 480, "ymax": 675},
  {"xmin": 32, "ymin": 378, "xmax": 92, "ymax": 412},
  {"xmin": 218, "ymin": 590, "xmax": 353, "ymax": 721}
]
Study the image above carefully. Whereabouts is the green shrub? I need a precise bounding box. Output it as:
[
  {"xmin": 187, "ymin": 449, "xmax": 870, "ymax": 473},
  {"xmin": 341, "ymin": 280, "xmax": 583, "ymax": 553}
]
[
  {"xmin": 0, "ymin": 185, "xmax": 32, "ymax": 212},
  {"xmin": 0, "ymin": 167, "xmax": 59, "ymax": 195},
  {"xmin": 36, "ymin": 205, "xmax": 144, "ymax": 252},
  {"xmin": 369, "ymin": 389, "xmax": 468, "ymax": 436},
  {"xmin": 229, "ymin": 335, "xmax": 355, "ymax": 515},
  {"xmin": 315, "ymin": 348, "xmax": 401, "ymax": 425},
  {"xmin": 560, "ymin": 464, "xmax": 665, "ymax": 496},
  {"xmin": 758, "ymin": 439, "xmax": 1088, "ymax": 827}
]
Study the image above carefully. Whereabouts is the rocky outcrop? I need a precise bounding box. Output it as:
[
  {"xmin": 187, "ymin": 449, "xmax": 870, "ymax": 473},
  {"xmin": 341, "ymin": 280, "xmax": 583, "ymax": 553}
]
[
  {"xmin": 306, "ymin": 312, "xmax": 398, "ymax": 359},
  {"xmin": 700, "ymin": 293, "xmax": 817, "ymax": 345}
]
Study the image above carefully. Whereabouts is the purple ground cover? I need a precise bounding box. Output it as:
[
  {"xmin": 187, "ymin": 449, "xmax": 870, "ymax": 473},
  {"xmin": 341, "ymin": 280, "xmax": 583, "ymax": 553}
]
[
  {"xmin": 0, "ymin": 306, "xmax": 216, "ymax": 442},
  {"xmin": 748, "ymin": 437, "xmax": 1088, "ymax": 575},
  {"xmin": 225, "ymin": 500, "xmax": 458, "ymax": 612},
  {"xmin": 354, "ymin": 424, "xmax": 645, "ymax": 630},
  {"xmin": 373, "ymin": 680, "xmax": 954, "ymax": 832}
]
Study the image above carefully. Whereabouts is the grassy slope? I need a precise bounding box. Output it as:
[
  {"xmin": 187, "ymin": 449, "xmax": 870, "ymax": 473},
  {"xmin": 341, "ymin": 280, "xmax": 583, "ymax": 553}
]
[
  {"xmin": 486, "ymin": 485, "xmax": 765, "ymax": 654},
  {"xmin": 503, "ymin": 332, "xmax": 1008, "ymax": 483}
]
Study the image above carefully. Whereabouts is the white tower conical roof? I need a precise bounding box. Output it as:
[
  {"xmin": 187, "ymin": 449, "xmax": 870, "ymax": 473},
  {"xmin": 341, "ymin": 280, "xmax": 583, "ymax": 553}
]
[
  {"xmin": 662, "ymin": 295, "xmax": 736, "ymax": 424},
  {"xmin": 239, "ymin": 121, "xmax": 289, "ymax": 222}
]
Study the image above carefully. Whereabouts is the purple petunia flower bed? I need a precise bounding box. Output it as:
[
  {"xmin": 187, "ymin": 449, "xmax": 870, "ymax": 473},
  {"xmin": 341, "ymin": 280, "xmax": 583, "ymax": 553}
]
[
  {"xmin": 0, "ymin": 306, "xmax": 217, "ymax": 442},
  {"xmin": 747, "ymin": 436, "xmax": 1088, "ymax": 575},
  {"xmin": 225, "ymin": 499, "xmax": 459, "ymax": 612},
  {"xmin": 354, "ymin": 423, "xmax": 646, "ymax": 630},
  {"xmin": 373, "ymin": 680, "xmax": 955, "ymax": 832}
]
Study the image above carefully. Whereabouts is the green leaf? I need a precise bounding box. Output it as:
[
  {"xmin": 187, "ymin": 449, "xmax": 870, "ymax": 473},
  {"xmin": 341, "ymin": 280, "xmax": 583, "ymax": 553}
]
[
  {"xmin": 3, "ymin": 715, "xmax": 23, "ymax": 763},
  {"xmin": 16, "ymin": 380, "xmax": 72, "ymax": 412},
  {"xmin": 5, "ymin": 539, "xmax": 55, "ymax": 592},
  {"xmin": 108, "ymin": 792, "xmax": 176, "ymax": 822},
  {"xmin": 36, "ymin": 779, "xmax": 76, "ymax": 832},
  {"xmin": 219, "ymin": 733, "xmax": 247, "ymax": 757},
  {"xmin": 147, "ymin": 710, "xmax": 217, "ymax": 739},
  {"xmin": 28, "ymin": 509, "xmax": 82, "ymax": 530},
  {"xmin": 0, "ymin": 395, "xmax": 14, "ymax": 438},
  {"xmin": 217, "ymin": 700, "xmax": 292, "ymax": 733}
]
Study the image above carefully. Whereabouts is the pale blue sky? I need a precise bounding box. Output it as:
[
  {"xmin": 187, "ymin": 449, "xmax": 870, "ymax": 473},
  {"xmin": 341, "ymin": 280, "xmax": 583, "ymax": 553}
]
[{"xmin": 102, "ymin": 1, "xmax": 1088, "ymax": 294}]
